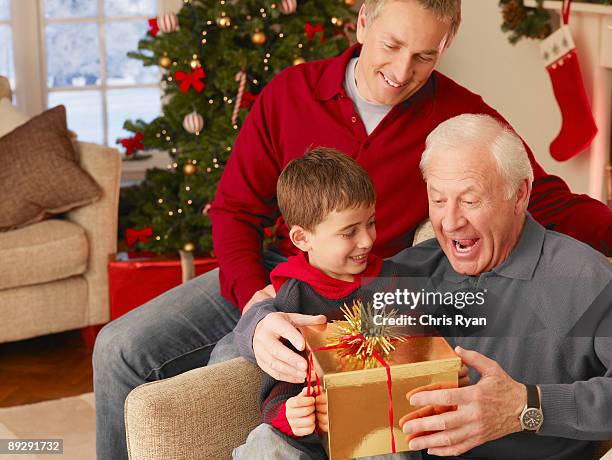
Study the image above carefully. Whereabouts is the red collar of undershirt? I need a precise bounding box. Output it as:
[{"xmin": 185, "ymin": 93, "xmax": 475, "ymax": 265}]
[{"xmin": 271, "ymin": 252, "xmax": 383, "ymax": 299}]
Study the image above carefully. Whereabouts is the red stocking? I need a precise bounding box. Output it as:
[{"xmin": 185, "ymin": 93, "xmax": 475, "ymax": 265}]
[{"xmin": 539, "ymin": 1, "xmax": 597, "ymax": 161}]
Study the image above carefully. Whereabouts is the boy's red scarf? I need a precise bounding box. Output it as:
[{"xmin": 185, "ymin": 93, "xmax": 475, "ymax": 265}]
[{"xmin": 270, "ymin": 252, "xmax": 383, "ymax": 299}]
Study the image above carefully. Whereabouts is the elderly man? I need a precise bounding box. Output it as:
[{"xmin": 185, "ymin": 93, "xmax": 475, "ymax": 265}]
[
  {"xmin": 399, "ymin": 114, "xmax": 612, "ymax": 459},
  {"xmin": 236, "ymin": 114, "xmax": 612, "ymax": 459},
  {"xmin": 93, "ymin": 1, "xmax": 612, "ymax": 457}
]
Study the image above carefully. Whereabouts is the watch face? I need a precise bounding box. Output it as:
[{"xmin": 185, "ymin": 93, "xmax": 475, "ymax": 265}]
[{"xmin": 522, "ymin": 408, "xmax": 543, "ymax": 430}]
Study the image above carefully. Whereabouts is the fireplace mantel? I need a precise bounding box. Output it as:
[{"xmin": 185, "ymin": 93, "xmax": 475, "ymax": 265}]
[{"xmin": 525, "ymin": 0, "xmax": 612, "ymax": 202}]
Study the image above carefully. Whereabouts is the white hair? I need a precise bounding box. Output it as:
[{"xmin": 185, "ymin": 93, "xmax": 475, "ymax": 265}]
[{"xmin": 419, "ymin": 114, "xmax": 534, "ymax": 200}]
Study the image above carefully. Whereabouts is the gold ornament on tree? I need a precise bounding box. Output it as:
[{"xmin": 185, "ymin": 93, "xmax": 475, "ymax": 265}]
[
  {"xmin": 331, "ymin": 17, "xmax": 344, "ymax": 27},
  {"xmin": 293, "ymin": 57, "xmax": 306, "ymax": 66},
  {"xmin": 159, "ymin": 55, "xmax": 172, "ymax": 69},
  {"xmin": 344, "ymin": 0, "xmax": 356, "ymax": 6},
  {"xmin": 251, "ymin": 30, "xmax": 267, "ymax": 46},
  {"xmin": 183, "ymin": 163, "xmax": 197, "ymax": 176},
  {"xmin": 183, "ymin": 242, "xmax": 195, "ymax": 252}
]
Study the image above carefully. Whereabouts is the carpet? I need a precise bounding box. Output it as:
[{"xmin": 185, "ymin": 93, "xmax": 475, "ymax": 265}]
[{"xmin": 0, "ymin": 393, "xmax": 95, "ymax": 459}]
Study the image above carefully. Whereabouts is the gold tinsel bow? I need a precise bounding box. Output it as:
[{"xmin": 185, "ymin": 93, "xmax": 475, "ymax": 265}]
[{"xmin": 326, "ymin": 299, "xmax": 407, "ymax": 369}]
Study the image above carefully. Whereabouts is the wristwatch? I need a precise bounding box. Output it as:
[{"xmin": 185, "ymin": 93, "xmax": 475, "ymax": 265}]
[{"xmin": 519, "ymin": 384, "xmax": 544, "ymax": 432}]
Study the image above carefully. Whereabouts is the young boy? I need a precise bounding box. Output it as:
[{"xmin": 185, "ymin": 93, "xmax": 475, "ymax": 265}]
[{"xmin": 233, "ymin": 147, "xmax": 417, "ymax": 460}]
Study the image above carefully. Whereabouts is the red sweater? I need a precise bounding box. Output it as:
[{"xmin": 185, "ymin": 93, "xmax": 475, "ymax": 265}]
[{"xmin": 210, "ymin": 45, "xmax": 612, "ymax": 310}]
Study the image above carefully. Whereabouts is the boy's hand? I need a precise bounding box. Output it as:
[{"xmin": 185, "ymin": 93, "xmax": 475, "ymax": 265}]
[
  {"xmin": 286, "ymin": 388, "xmax": 316, "ymax": 436},
  {"xmin": 315, "ymin": 388, "xmax": 328, "ymax": 432}
]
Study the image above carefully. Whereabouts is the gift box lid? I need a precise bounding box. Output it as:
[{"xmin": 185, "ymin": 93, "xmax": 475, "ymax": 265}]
[{"xmin": 301, "ymin": 323, "xmax": 460, "ymax": 389}]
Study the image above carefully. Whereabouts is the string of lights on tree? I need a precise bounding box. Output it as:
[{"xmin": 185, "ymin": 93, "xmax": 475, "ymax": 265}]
[{"xmin": 118, "ymin": 0, "xmax": 356, "ymax": 256}]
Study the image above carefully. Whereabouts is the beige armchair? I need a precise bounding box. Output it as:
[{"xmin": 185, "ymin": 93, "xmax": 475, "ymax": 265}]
[
  {"xmin": 125, "ymin": 357, "xmax": 612, "ymax": 460},
  {"xmin": 0, "ymin": 76, "xmax": 121, "ymax": 344},
  {"xmin": 124, "ymin": 219, "xmax": 612, "ymax": 460}
]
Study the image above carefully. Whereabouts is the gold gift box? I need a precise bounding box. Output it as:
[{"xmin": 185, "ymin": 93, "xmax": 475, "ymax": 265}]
[{"xmin": 301, "ymin": 323, "xmax": 461, "ymax": 460}]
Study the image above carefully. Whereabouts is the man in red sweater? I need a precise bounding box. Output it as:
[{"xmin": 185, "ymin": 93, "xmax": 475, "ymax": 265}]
[{"xmin": 93, "ymin": 1, "xmax": 612, "ymax": 458}]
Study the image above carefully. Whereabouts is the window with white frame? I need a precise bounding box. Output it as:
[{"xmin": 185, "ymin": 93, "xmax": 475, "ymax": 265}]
[
  {"xmin": 5, "ymin": 0, "xmax": 164, "ymax": 147},
  {"xmin": 44, "ymin": 0, "xmax": 161, "ymax": 145},
  {"xmin": 0, "ymin": 0, "xmax": 15, "ymax": 92}
]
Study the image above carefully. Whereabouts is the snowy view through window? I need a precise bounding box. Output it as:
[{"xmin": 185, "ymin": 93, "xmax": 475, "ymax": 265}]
[
  {"xmin": 0, "ymin": 0, "xmax": 14, "ymax": 89},
  {"xmin": 45, "ymin": 0, "xmax": 160, "ymax": 145}
]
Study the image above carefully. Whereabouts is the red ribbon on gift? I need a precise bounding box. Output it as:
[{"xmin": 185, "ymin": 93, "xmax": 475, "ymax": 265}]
[
  {"xmin": 120, "ymin": 131, "xmax": 144, "ymax": 156},
  {"xmin": 306, "ymin": 334, "xmax": 397, "ymax": 454},
  {"xmin": 175, "ymin": 68, "xmax": 206, "ymax": 93},
  {"xmin": 305, "ymin": 23, "xmax": 325, "ymax": 43},
  {"xmin": 148, "ymin": 18, "xmax": 159, "ymax": 37},
  {"xmin": 126, "ymin": 227, "xmax": 153, "ymax": 247}
]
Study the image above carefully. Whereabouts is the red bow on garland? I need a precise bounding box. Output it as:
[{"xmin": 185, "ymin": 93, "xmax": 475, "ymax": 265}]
[
  {"xmin": 148, "ymin": 18, "xmax": 159, "ymax": 37},
  {"xmin": 125, "ymin": 227, "xmax": 153, "ymax": 247},
  {"xmin": 305, "ymin": 23, "xmax": 325, "ymax": 43},
  {"xmin": 240, "ymin": 91, "xmax": 257, "ymax": 109},
  {"xmin": 175, "ymin": 68, "xmax": 206, "ymax": 93},
  {"xmin": 119, "ymin": 131, "xmax": 144, "ymax": 156}
]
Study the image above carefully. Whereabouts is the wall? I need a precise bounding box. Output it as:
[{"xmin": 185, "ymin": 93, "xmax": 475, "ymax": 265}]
[{"xmin": 436, "ymin": 0, "xmax": 592, "ymax": 196}]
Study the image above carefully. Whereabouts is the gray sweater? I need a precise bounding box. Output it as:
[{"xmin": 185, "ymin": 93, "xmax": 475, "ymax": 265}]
[{"xmin": 235, "ymin": 215, "xmax": 612, "ymax": 459}]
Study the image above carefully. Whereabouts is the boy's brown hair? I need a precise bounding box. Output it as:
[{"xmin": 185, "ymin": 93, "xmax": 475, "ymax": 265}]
[{"xmin": 277, "ymin": 147, "xmax": 376, "ymax": 231}]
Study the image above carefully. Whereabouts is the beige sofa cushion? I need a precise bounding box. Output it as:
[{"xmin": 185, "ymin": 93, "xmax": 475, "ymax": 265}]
[
  {"xmin": 0, "ymin": 276, "xmax": 88, "ymax": 343},
  {"xmin": 0, "ymin": 219, "xmax": 88, "ymax": 290},
  {"xmin": 0, "ymin": 105, "xmax": 102, "ymax": 231}
]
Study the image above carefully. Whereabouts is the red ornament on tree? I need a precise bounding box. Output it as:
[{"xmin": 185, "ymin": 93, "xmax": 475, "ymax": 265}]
[
  {"xmin": 148, "ymin": 18, "xmax": 159, "ymax": 37},
  {"xmin": 305, "ymin": 23, "xmax": 325, "ymax": 43},
  {"xmin": 175, "ymin": 68, "xmax": 206, "ymax": 93},
  {"xmin": 119, "ymin": 131, "xmax": 144, "ymax": 156}
]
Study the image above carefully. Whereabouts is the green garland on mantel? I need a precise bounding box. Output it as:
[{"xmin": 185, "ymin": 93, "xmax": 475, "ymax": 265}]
[{"xmin": 500, "ymin": 0, "xmax": 611, "ymax": 44}]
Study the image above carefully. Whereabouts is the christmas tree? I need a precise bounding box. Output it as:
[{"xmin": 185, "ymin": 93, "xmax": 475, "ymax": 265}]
[{"xmin": 119, "ymin": 0, "xmax": 357, "ymax": 256}]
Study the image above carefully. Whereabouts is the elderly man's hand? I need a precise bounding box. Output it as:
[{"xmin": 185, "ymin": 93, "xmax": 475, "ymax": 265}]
[
  {"xmin": 253, "ymin": 311, "xmax": 326, "ymax": 383},
  {"xmin": 401, "ymin": 346, "xmax": 526, "ymax": 457},
  {"xmin": 458, "ymin": 362, "xmax": 469, "ymax": 387}
]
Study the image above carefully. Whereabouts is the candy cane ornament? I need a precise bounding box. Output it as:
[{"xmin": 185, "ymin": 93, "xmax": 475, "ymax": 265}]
[{"xmin": 231, "ymin": 69, "xmax": 247, "ymax": 126}]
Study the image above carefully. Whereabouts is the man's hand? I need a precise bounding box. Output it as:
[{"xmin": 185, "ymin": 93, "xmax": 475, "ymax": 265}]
[
  {"xmin": 401, "ymin": 346, "xmax": 526, "ymax": 457},
  {"xmin": 242, "ymin": 284, "xmax": 277, "ymax": 315},
  {"xmin": 286, "ymin": 388, "xmax": 316, "ymax": 437},
  {"xmin": 315, "ymin": 387, "xmax": 328, "ymax": 433},
  {"xmin": 253, "ymin": 311, "xmax": 326, "ymax": 383},
  {"xmin": 459, "ymin": 362, "xmax": 469, "ymax": 387}
]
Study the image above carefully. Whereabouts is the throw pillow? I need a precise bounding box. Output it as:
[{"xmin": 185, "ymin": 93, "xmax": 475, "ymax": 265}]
[{"xmin": 0, "ymin": 105, "xmax": 102, "ymax": 231}]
